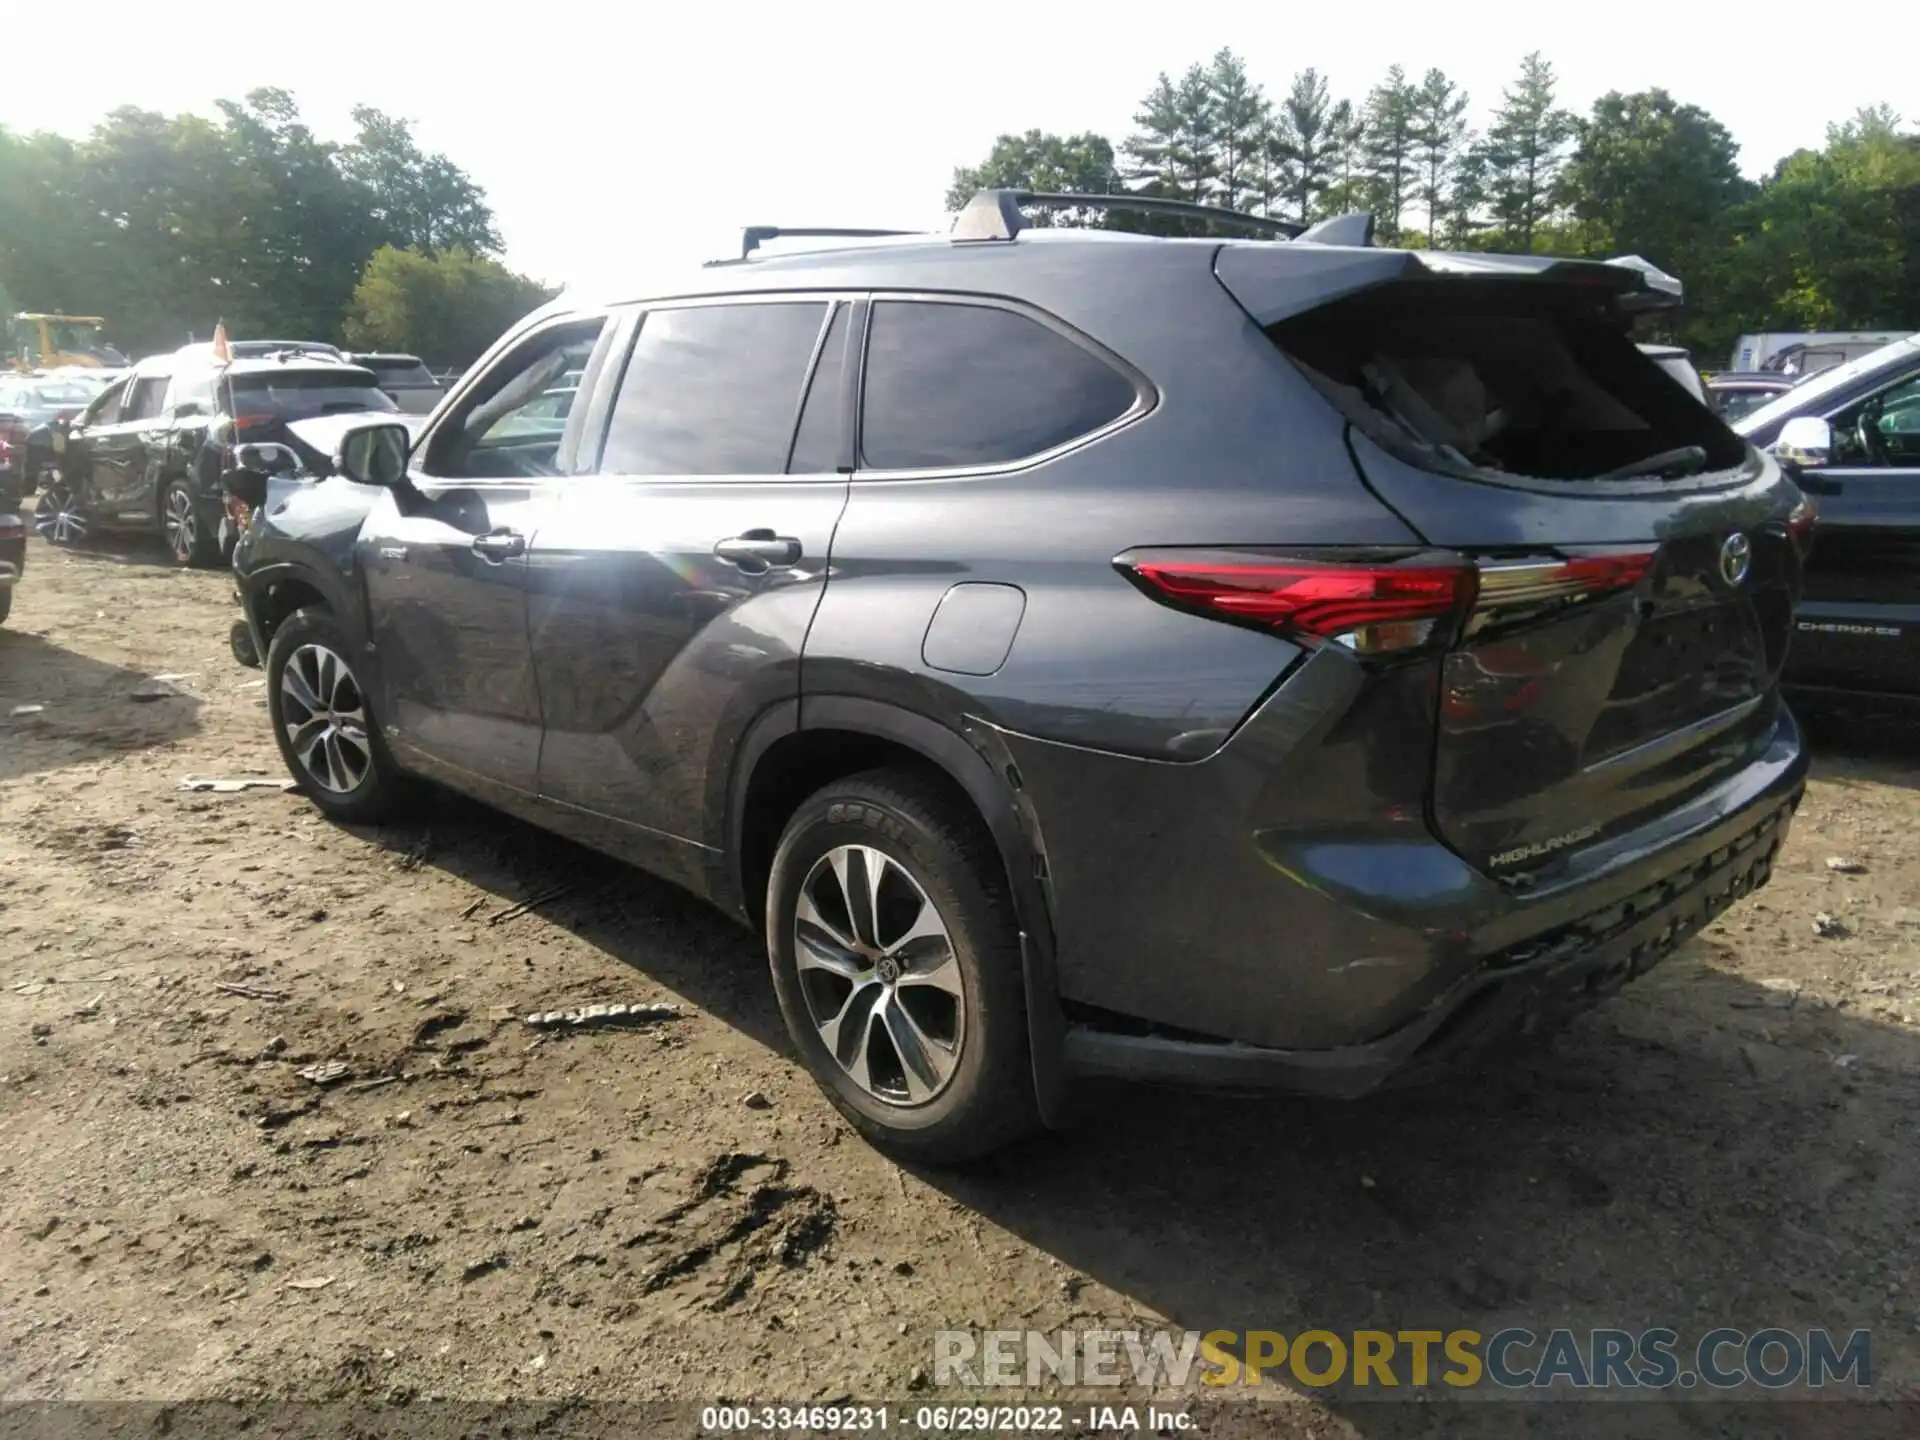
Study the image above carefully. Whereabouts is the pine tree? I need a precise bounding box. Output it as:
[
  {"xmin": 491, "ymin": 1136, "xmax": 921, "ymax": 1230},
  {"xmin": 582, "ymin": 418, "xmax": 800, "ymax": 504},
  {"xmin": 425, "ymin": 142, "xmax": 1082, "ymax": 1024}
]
[
  {"xmin": 1410, "ymin": 68, "xmax": 1471, "ymax": 246},
  {"xmin": 1269, "ymin": 68, "xmax": 1339, "ymax": 225},
  {"xmin": 1206, "ymin": 49, "xmax": 1267, "ymax": 213},
  {"xmin": 1362, "ymin": 66, "xmax": 1417, "ymax": 241},
  {"xmin": 1480, "ymin": 51, "xmax": 1578, "ymax": 252}
]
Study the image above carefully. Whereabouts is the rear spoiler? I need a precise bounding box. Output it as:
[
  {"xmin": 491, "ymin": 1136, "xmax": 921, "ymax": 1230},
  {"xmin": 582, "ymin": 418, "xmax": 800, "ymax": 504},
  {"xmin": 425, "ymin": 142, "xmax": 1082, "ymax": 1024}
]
[{"xmin": 1215, "ymin": 244, "xmax": 1686, "ymax": 326}]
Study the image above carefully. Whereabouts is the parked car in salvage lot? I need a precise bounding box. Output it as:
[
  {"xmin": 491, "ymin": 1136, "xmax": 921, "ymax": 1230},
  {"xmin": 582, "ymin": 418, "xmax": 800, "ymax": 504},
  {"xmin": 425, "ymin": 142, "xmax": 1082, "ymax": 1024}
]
[
  {"xmin": 38, "ymin": 345, "xmax": 402, "ymax": 565},
  {"xmin": 230, "ymin": 192, "xmax": 1813, "ymax": 1161},
  {"xmin": 1736, "ymin": 332, "xmax": 1920, "ymax": 712},
  {"xmin": 0, "ymin": 507, "xmax": 23, "ymax": 625}
]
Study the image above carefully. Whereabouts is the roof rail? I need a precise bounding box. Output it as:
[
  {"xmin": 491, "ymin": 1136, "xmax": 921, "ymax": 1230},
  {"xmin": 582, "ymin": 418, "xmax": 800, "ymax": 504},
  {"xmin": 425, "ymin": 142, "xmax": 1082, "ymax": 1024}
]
[
  {"xmin": 1295, "ymin": 212, "xmax": 1375, "ymax": 247},
  {"xmin": 722, "ymin": 226, "xmax": 922, "ymax": 263},
  {"xmin": 952, "ymin": 189, "xmax": 1304, "ymax": 242}
]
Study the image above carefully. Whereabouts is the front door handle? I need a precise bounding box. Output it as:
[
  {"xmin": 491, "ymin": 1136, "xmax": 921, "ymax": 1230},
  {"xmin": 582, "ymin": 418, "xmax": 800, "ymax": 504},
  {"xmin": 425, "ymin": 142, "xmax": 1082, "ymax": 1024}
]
[
  {"xmin": 471, "ymin": 529, "xmax": 527, "ymax": 562},
  {"xmin": 713, "ymin": 529, "xmax": 802, "ymax": 573}
]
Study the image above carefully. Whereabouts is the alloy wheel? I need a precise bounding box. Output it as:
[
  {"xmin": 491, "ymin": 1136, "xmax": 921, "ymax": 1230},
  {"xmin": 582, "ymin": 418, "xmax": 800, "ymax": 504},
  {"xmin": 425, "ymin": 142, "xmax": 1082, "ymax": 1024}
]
[
  {"xmin": 163, "ymin": 487, "xmax": 195, "ymax": 561},
  {"xmin": 34, "ymin": 484, "xmax": 87, "ymax": 543},
  {"xmin": 793, "ymin": 844, "xmax": 966, "ymax": 1106},
  {"xmin": 279, "ymin": 643, "xmax": 373, "ymax": 795}
]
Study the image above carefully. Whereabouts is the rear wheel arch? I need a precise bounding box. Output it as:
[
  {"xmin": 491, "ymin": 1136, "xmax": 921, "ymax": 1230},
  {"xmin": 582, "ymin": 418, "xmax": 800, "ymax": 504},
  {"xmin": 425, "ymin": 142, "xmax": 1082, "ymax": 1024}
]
[
  {"xmin": 730, "ymin": 698, "xmax": 1048, "ymax": 941},
  {"xmin": 731, "ymin": 695, "xmax": 1071, "ymax": 1131}
]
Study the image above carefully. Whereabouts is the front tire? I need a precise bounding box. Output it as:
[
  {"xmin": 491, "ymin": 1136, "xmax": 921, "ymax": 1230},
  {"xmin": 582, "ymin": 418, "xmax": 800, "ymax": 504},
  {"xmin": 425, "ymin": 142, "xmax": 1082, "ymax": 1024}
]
[
  {"xmin": 162, "ymin": 478, "xmax": 220, "ymax": 568},
  {"xmin": 0, "ymin": 588, "xmax": 11, "ymax": 626},
  {"xmin": 265, "ymin": 606, "xmax": 406, "ymax": 823},
  {"xmin": 765, "ymin": 768, "xmax": 1039, "ymax": 1163},
  {"xmin": 33, "ymin": 479, "xmax": 88, "ymax": 546}
]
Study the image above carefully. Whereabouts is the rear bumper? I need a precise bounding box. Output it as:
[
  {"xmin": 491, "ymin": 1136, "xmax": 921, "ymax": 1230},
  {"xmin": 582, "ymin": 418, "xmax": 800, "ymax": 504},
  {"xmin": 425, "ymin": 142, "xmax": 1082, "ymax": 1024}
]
[
  {"xmin": 1002, "ymin": 665, "xmax": 1808, "ymax": 1095},
  {"xmin": 1064, "ymin": 775, "xmax": 1798, "ymax": 1095}
]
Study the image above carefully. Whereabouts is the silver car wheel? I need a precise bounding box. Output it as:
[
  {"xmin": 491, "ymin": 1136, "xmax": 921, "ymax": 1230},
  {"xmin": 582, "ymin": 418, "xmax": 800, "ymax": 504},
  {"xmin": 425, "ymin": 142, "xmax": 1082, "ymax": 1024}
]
[
  {"xmin": 794, "ymin": 844, "xmax": 965, "ymax": 1107},
  {"xmin": 34, "ymin": 483, "xmax": 87, "ymax": 543},
  {"xmin": 163, "ymin": 486, "xmax": 195, "ymax": 560},
  {"xmin": 279, "ymin": 643, "xmax": 373, "ymax": 795}
]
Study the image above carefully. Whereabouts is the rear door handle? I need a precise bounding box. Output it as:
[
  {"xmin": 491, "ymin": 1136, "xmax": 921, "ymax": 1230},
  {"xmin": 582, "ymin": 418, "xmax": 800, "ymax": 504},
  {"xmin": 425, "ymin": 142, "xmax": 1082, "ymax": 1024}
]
[
  {"xmin": 713, "ymin": 529, "xmax": 802, "ymax": 573},
  {"xmin": 471, "ymin": 529, "xmax": 526, "ymax": 562}
]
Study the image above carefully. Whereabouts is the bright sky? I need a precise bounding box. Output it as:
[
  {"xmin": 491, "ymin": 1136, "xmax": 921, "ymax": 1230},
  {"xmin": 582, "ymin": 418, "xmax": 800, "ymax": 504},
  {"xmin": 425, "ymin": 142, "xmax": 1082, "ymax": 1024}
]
[{"xmin": 6, "ymin": 2, "xmax": 1910, "ymax": 292}]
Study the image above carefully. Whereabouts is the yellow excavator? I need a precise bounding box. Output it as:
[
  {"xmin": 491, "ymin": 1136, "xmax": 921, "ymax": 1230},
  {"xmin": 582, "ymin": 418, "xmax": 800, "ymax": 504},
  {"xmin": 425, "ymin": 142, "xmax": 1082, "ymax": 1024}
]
[{"xmin": 7, "ymin": 313, "xmax": 128, "ymax": 370}]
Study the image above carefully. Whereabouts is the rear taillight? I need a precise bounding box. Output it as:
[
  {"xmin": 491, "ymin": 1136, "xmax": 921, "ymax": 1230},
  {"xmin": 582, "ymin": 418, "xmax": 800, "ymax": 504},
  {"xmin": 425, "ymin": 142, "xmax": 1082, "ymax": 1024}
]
[
  {"xmin": 0, "ymin": 514, "xmax": 24, "ymax": 539},
  {"xmin": 1467, "ymin": 548, "xmax": 1655, "ymax": 636},
  {"xmin": 0, "ymin": 437, "xmax": 12, "ymax": 469},
  {"xmin": 1117, "ymin": 548, "xmax": 1479, "ymax": 656}
]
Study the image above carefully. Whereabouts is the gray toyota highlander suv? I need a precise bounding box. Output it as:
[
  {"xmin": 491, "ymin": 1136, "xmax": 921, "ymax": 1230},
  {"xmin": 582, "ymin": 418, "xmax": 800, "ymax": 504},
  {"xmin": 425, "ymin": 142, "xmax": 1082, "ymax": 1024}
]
[{"xmin": 231, "ymin": 191, "xmax": 1813, "ymax": 1161}]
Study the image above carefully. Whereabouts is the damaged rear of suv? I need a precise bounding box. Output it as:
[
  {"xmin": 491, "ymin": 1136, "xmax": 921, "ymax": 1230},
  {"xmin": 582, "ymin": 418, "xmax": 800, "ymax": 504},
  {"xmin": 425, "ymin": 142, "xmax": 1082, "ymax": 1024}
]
[{"xmin": 244, "ymin": 192, "xmax": 1809, "ymax": 1161}]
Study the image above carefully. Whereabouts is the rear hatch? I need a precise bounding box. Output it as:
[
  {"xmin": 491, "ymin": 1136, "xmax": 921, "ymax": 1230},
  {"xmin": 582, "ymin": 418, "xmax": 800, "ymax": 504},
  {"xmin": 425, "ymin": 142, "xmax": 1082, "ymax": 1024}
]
[
  {"xmin": 222, "ymin": 366, "xmax": 400, "ymax": 465},
  {"xmin": 1217, "ymin": 247, "xmax": 1808, "ymax": 883}
]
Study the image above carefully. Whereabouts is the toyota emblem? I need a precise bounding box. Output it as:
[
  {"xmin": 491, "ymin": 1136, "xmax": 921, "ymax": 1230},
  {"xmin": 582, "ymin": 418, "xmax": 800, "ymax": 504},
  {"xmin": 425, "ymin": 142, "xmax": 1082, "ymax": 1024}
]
[{"xmin": 1718, "ymin": 532, "xmax": 1753, "ymax": 588}]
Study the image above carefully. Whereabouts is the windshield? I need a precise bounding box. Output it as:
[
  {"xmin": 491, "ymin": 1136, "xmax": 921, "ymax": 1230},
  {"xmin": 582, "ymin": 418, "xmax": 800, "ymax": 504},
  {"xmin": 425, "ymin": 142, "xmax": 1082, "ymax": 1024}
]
[{"xmin": 1735, "ymin": 335, "xmax": 1920, "ymax": 436}]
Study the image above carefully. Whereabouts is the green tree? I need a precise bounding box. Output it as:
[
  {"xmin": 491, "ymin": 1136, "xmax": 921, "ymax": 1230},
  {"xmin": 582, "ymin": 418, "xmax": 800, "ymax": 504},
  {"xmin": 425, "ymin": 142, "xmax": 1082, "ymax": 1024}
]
[
  {"xmin": 1206, "ymin": 49, "xmax": 1267, "ymax": 213},
  {"xmin": 1318, "ymin": 99, "xmax": 1367, "ymax": 218},
  {"xmin": 1564, "ymin": 89, "xmax": 1748, "ymax": 346},
  {"xmin": 1716, "ymin": 110, "xmax": 1920, "ymax": 339},
  {"xmin": 1267, "ymin": 68, "xmax": 1340, "ymax": 225},
  {"xmin": 945, "ymin": 130, "xmax": 1117, "ymax": 225},
  {"xmin": 1122, "ymin": 67, "xmax": 1220, "ymax": 232},
  {"xmin": 343, "ymin": 245, "xmax": 554, "ymax": 367},
  {"xmin": 340, "ymin": 106, "xmax": 501, "ymax": 255},
  {"xmin": 1362, "ymin": 66, "xmax": 1418, "ymax": 240},
  {"xmin": 1410, "ymin": 68, "xmax": 1471, "ymax": 246},
  {"xmin": 1478, "ymin": 52, "xmax": 1577, "ymax": 251}
]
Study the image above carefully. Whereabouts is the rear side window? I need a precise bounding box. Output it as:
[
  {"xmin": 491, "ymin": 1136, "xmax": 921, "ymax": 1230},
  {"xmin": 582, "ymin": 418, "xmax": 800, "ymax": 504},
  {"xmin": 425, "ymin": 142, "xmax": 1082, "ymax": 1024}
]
[
  {"xmin": 229, "ymin": 371, "xmax": 399, "ymax": 420},
  {"xmin": 1272, "ymin": 286, "xmax": 1748, "ymax": 481},
  {"xmin": 860, "ymin": 301, "xmax": 1138, "ymax": 470},
  {"xmin": 601, "ymin": 302, "xmax": 829, "ymax": 475}
]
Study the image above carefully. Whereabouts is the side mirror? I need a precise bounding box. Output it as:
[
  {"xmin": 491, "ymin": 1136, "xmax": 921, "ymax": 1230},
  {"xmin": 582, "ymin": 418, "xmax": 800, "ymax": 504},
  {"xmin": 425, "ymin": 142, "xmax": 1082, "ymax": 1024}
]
[
  {"xmin": 1774, "ymin": 415, "xmax": 1834, "ymax": 469},
  {"xmin": 334, "ymin": 420, "xmax": 412, "ymax": 488},
  {"xmin": 233, "ymin": 442, "xmax": 300, "ymax": 477},
  {"xmin": 173, "ymin": 400, "xmax": 207, "ymax": 419}
]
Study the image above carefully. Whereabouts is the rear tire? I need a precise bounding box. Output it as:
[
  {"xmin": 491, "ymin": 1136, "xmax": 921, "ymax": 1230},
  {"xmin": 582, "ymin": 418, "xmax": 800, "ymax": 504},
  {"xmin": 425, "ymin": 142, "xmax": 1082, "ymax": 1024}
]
[
  {"xmin": 265, "ymin": 606, "xmax": 407, "ymax": 824},
  {"xmin": 162, "ymin": 478, "xmax": 220, "ymax": 568},
  {"xmin": 765, "ymin": 768, "xmax": 1040, "ymax": 1164}
]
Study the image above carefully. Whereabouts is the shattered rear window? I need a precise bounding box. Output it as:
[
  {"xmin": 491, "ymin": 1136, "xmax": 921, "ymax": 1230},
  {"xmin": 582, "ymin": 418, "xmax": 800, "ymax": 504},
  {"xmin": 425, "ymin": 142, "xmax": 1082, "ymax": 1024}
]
[{"xmin": 1271, "ymin": 284, "xmax": 1748, "ymax": 482}]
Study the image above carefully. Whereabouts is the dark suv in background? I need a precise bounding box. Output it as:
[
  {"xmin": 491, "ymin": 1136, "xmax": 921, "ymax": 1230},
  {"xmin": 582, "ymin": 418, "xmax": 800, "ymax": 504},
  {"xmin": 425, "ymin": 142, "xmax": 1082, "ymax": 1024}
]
[
  {"xmin": 233, "ymin": 192, "xmax": 1812, "ymax": 1161},
  {"xmin": 1736, "ymin": 333, "xmax": 1920, "ymax": 710},
  {"xmin": 40, "ymin": 346, "xmax": 399, "ymax": 565}
]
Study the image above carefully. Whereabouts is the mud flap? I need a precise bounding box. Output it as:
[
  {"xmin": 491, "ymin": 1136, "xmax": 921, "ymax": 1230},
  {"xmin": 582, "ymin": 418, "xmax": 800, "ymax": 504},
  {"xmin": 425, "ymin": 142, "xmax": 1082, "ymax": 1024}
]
[{"xmin": 1020, "ymin": 930, "xmax": 1075, "ymax": 1131}]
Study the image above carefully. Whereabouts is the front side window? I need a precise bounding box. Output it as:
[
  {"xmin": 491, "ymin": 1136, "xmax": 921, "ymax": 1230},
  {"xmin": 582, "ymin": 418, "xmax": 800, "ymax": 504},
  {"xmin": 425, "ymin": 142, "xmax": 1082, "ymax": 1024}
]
[
  {"xmin": 859, "ymin": 300, "xmax": 1139, "ymax": 471},
  {"xmin": 601, "ymin": 302, "xmax": 830, "ymax": 476},
  {"xmin": 1832, "ymin": 374, "xmax": 1920, "ymax": 467},
  {"xmin": 84, "ymin": 380, "xmax": 126, "ymax": 427},
  {"xmin": 422, "ymin": 319, "xmax": 607, "ymax": 480}
]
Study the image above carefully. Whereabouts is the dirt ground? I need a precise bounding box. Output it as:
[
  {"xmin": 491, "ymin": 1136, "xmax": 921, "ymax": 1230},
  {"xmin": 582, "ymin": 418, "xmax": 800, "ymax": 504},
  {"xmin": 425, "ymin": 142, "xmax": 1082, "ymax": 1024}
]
[{"xmin": 3, "ymin": 526, "xmax": 1919, "ymax": 1435}]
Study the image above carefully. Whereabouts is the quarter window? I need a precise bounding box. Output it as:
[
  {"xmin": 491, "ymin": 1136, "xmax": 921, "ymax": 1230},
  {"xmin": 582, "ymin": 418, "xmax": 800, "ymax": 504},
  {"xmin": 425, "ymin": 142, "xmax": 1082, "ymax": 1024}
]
[
  {"xmin": 602, "ymin": 302, "xmax": 830, "ymax": 476},
  {"xmin": 858, "ymin": 301, "xmax": 1138, "ymax": 471},
  {"xmin": 123, "ymin": 376, "xmax": 170, "ymax": 422}
]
